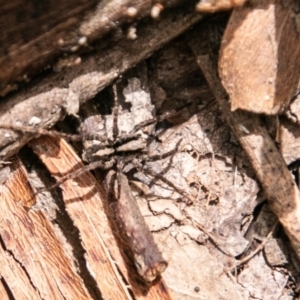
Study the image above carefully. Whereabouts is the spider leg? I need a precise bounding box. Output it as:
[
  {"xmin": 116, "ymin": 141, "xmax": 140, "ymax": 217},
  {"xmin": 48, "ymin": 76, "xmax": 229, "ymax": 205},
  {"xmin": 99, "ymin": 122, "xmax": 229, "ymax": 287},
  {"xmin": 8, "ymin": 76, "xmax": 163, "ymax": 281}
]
[
  {"xmin": 112, "ymin": 84, "xmax": 119, "ymax": 141},
  {"xmin": 146, "ymin": 138, "xmax": 183, "ymax": 162},
  {"xmin": 0, "ymin": 124, "xmax": 82, "ymax": 141},
  {"xmin": 131, "ymin": 139, "xmax": 193, "ymax": 203},
  {"xmin": 33, "ymin": 159, "xmax": 115, "ymax": 197},
  {"xmin": 131, "ymin": 102, "xmax": 193, "ymax": 134},
  {"xmin": 132, "ymin": 158, "xmax": 193, "ymax": 203}
]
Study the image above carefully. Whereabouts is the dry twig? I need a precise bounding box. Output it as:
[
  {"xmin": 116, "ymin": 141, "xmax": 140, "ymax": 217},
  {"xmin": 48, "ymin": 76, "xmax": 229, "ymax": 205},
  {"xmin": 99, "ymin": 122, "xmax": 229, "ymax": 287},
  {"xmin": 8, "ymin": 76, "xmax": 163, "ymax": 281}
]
[{"xmin": 188, "ymin": 26, "xmax": 300, "ymax": 261}]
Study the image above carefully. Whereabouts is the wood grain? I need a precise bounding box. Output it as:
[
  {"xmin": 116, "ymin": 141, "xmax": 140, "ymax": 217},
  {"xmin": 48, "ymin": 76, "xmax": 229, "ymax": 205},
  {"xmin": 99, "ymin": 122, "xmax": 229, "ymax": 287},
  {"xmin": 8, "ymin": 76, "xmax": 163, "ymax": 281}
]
[
  {"xmin": 0, "ymin": 157, "xmax": 91, "ymax": 299},
  {"xmin": 29, "ymin": 135, "xmax": 173, "ymax": 299}
]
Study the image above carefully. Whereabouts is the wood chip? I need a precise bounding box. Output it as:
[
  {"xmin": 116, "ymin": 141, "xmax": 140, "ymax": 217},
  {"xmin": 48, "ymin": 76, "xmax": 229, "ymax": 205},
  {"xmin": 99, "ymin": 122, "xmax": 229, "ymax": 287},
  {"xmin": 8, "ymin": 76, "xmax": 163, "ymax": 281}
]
[{"xmin": 219, "ymin": 0, "xmax": 300, "ymax": 114}]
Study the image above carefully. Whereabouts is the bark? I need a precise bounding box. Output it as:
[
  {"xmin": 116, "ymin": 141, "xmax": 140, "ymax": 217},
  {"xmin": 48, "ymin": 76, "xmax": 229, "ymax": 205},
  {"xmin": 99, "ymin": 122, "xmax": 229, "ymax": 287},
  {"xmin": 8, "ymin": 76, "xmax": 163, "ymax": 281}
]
[{"xmin": 1, "ymin": 1, "xmax": 300, "ymax": 299}]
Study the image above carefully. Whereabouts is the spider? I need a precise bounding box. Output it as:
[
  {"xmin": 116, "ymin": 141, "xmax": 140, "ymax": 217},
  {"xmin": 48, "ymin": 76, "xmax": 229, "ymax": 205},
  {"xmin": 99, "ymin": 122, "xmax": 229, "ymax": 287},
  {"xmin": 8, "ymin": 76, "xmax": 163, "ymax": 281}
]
[{"xmin": 0, "ymin": 76, "xmax": 190, "ymax": 282}]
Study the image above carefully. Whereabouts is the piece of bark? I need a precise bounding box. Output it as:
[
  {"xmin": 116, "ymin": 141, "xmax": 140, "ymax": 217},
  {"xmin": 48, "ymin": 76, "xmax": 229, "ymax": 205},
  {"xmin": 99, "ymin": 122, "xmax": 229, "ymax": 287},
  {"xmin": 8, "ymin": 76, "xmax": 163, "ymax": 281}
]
[
  {"xmin": 0, "ymin": 0, "xmax": 99, "ymax": 96},
  {"xmin": 29, "ymin": 136, "xmax": 132, "ymax": 299},
  {"xmin": 219, "ymin": 0, "xmax": 300, "ymax": 114},
  {"xmin": 0, "ymin": 4, "xmax": 203, "ymax": 161},
  {"xmin": 29, "ymin": 135, "xmax": 173, "ymax": 299},
  {"xmin": 0, "ymin": 0, "xmax": 194, "ymax": 97},
  {"xmin": 79, "ymin": 0, "xmax": 191, "ymax": 40},
  {"xmin": 105, "ymin": 170, "xmax": 168, "ymax": 282},
  {"xmin": 188, "ymin": 26, "xmax": 300, "ymax": 260},
  {"xmin": 0, "ymin": 157, "xmax": 91, "ymax": 299}
]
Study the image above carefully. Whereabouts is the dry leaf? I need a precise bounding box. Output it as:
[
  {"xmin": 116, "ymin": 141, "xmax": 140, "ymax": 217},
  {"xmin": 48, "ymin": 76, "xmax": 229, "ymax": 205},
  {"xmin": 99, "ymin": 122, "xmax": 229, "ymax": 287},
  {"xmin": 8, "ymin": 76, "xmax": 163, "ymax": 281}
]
[{"xmin": 219, "ymin": 0, "xmax": 300, "ymax": 114}]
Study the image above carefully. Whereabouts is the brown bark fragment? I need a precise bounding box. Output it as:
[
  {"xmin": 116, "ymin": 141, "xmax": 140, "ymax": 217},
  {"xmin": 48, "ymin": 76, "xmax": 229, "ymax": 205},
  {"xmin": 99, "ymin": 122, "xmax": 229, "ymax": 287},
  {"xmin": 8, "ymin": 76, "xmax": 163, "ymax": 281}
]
[
  {"xmin": 106, "ymin": 170, "xmax": 167, "ymax": 282},
  {"xmin": 0, "ymin": 158, "xmax": 91, "ymax": 299},
  {"xmin": 29, "ymin": 136, "xmax": 131, "ymax": 299},
  {"xmin": 219, "ymin": 0, "xmax": 300, "ymax": 114}
]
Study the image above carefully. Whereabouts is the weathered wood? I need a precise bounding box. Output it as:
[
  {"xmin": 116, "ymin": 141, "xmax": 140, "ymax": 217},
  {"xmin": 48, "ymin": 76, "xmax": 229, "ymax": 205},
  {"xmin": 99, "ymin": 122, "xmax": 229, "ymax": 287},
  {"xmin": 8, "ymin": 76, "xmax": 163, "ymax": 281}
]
[
  {"xmin": 0, "ymin": 0, "xmax": 193, "ymax": 97},
  {"xmin": 29, "ymin": 135, "xmax": 173, "ymax": 299},
  {"xmin": 0, "ymin": 158, "xmax": 91, "ymax": 299},
  {"xmin": 0, "ymin": 4, "xmax": 203, "ymax": 161}
]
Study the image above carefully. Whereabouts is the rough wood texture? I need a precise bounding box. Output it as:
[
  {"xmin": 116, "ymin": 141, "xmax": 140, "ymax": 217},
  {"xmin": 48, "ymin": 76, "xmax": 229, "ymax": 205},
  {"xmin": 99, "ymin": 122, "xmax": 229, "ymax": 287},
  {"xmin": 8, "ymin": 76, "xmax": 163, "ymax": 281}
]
[
  {"xmin": 29, "ymin": 136, "xmax": 172, "ymax": 299},
  {"xmin": 0, "ymin": 0, "xmax": 191, "ymax": 97},
  {"xmin": 0, "ymin": 157, "xmax": 91, "ymax": 299},
  {"xmin": 219, "ymin": 0, "xmax": 300, "ymax": 114},
  {"xmin": 2, "ymin": 1, "xmax": 300, "ymax": 299},
  {"xmin": 0, "ymin": 3, "xmax": 202, "ymax": 161}
]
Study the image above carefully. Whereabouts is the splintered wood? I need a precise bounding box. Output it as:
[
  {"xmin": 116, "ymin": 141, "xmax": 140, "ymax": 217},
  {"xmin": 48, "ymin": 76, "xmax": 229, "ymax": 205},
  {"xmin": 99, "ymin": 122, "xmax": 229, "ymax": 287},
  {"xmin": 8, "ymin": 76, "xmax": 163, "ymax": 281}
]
[
  {"xmin": 0, "ymin": 137, "xmax": 172, "ymax": 298},
  {"xmin": 29, "ymin": 136, "xmax": 172, "ymax": 299},
  {"xmin": 0, "ymin": 158, "xmax": 91, "ymax": 299}
]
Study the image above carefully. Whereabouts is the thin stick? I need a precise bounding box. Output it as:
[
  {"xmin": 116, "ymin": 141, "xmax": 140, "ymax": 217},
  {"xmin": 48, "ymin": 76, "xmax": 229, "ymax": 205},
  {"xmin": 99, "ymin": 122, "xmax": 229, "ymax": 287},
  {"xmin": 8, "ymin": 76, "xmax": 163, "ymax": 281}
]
[
  {"xmin": 0, "ymin": 124, "xmax": 82, "ymax": 141},
  {"xmin": 109, "ymin": 170, "xmax": 168, "ymax": 282},
  {"xmin": 33, "ymin": 159, "xmax": 113, "ymax": 197},
  {"xmin": 188, "ymin": 31, "xmax": 300, "ymax": 261},
  {"xmin": 226, "ymin": 223, "xmax": 278, "ymax": 273}
]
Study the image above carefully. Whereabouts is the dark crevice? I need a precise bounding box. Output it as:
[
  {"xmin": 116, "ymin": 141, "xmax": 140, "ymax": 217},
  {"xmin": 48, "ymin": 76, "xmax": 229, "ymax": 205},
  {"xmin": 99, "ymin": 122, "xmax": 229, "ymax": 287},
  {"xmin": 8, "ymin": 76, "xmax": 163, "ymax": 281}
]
[
  {"xmin": 0, "ymin": 235, "xmax": 41, "ymax": 299},
  {"xmin": 1, "ymin": 277, "xmax": 15, "ymax": 300}
]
